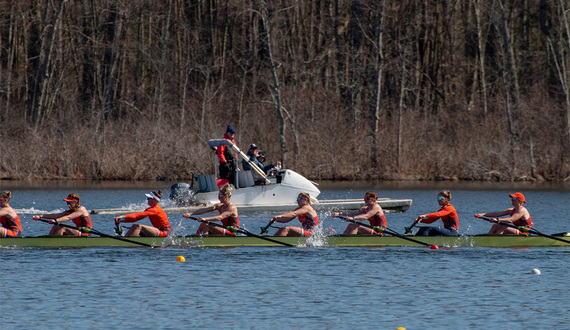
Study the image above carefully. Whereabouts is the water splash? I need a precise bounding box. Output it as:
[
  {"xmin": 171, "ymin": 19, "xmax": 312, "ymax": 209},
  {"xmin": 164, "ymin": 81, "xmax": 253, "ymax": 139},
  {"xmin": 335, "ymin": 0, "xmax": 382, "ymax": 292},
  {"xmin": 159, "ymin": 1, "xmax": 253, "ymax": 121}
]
[
  {"xmin": 299, "ymin": 221, "xmax": 335, "ymax": 248},
  {"xmin": 161, "ymin": 219, "xmax": 189, "ymax": 247}
]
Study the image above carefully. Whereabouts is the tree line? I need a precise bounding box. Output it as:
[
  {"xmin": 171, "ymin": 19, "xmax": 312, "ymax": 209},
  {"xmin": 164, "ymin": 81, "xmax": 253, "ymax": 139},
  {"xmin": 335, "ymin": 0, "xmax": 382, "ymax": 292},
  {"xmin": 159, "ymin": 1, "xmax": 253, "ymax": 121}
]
[{"xmin": 0, "ymin": 0, "xmax": 568, "ymax": 182}]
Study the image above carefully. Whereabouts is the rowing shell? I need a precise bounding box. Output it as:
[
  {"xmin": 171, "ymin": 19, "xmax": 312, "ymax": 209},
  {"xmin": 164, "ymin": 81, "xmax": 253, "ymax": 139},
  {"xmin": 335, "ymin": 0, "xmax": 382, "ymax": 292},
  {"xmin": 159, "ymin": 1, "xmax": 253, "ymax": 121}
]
[{"xmin": 0, "ymin": 234, "xmax": 568, "ymax": 248}]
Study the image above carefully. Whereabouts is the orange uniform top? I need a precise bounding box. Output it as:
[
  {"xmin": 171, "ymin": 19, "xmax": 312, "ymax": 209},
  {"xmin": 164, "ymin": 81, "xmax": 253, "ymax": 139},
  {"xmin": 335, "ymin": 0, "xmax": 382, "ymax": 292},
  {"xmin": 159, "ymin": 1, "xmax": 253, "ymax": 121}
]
[
  {"xmin": 368, "ymin": 213, "xmax": 386, "ymax": 228},
  {"xmin": 71, "ymin": 214, "xmax": 92, "ymax": 229},
  {"xmin": 298, "ymin": 214, "xmax": 319, "ymax": 230},
  {"xmin": 124, "ymin": 204, "xmax": 170, "ymax": 230},
  {"xmin": 0, "ymin": 214, "xmax": 21, "ymax": 232},
  {"xmin": 219, "ymin": 203, "xmax": 239, "ymax": 228},
  {"xmin": 511, "ymin": 210, "xmax": 533, "ymax": 228},
  {"xmin": 423, "ymin": 204, "xmax": 459, "ymax": 230}
]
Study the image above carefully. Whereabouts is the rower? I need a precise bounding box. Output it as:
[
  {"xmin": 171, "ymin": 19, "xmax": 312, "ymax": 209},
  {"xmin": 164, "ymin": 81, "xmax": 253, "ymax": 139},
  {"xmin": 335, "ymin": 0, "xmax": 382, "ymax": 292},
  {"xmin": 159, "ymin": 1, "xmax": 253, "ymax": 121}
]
[
  {"xmin": 268, "ymin": 192, "xmax": 319, "ymax": 237},
  {"xmin": 332, "ymin": 191, "xmax": 386, "ymax": 234},
  {"xmin": 412, "ymin": 190, "xmax": 459, "ymax": 236},
  {"xmin": 474, "ymin": 192, "xmax": 533, "ymax": 235},
  {"xmin": 0, "ymin": 191, "xmax": 22, "ymax": 238},
  {"xmin": 183, "ymin": 184, "xmax": 239, "ymax": 235},
  {"xmin": 114, "ymin": 190, "xmax": 171, "ymax": 237},
  {"xmin": 32, "ymin": 193, "xmax": 93, "ymax": 236}
]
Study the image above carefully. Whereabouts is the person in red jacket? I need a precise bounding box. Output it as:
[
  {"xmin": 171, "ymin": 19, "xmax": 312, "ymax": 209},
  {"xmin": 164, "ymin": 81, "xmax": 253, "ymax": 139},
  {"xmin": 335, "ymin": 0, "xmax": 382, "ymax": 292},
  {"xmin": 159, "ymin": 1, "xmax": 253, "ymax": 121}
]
[
  {"xmin": 183, "ymin": 184, "xmax": 239, "ymax": 235},
  {"xmin": 474, "ymin": 192, "xmax": 533, "ymax": 235},
  {"xmin": 114, "ymin": 190, "xmax": 170, "ymax": 237},
  {"xmin": 332, "ymin": 191, "xmax": 386, "ymax": 234},
  {"xmin": 269, "ymin": 193, "xmax": 319, "ymax": 237},
  {"xmin": 413, "ymin": 190, "xmax": 459, "ymax": 236},
  {"xmin": 33, "ymin": 193, "xmax": 93, "ymax": 236},
  {"xmin": 217, "ymin": 125, "xmax": 237, "ymax": 185},
  {"xmin": 0, "ymin": 191, "xmax": 22, "ymax": 237}
]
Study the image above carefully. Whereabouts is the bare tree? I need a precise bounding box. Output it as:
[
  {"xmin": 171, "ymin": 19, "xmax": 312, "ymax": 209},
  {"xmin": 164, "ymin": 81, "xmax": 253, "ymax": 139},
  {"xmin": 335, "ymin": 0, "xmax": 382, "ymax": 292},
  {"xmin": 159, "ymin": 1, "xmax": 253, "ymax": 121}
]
[{"xmin": 257, "ymin": 0, "xmax": 288, "ymax": 165}]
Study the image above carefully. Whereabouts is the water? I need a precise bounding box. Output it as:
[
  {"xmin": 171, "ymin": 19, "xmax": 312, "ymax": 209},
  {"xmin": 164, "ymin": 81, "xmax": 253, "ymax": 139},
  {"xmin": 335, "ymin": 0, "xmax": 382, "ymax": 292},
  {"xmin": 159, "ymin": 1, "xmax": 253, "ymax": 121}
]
[{"xmin": 1, "ymin": 181, "xmax": 569, "ymax": 329}]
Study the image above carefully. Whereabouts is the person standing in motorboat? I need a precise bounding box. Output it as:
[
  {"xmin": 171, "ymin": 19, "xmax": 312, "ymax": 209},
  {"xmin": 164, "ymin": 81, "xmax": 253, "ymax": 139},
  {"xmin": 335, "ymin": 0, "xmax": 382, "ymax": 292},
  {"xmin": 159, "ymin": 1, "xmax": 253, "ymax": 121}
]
[
  {"xmin": 332, "ymin": 191, "xmax": 386, "ymax": 235},
  {"xmin": 0, "ymin": 191, "xmax": 22, "ymax": 237},
  {"xmin": 217, "ymin": 125, "xmax": 238, "ymax": 186},
  {"xmin": 182, "ymin": 184, "xmax": 239, "ymax": 235},
  {"xmin": 114, "ymin": 190, "xmax": 171, "ymax": 237},
  {"xmin": 32, "ymin": 193, "xmax": 93, "ymax": 236},
  {"xmin": 268, "ymin": 192, "xmax": 319, "ymax": 237},
  {"xmin": 412, "ymin": 190, "xmax": 459, "ymax": 236}
]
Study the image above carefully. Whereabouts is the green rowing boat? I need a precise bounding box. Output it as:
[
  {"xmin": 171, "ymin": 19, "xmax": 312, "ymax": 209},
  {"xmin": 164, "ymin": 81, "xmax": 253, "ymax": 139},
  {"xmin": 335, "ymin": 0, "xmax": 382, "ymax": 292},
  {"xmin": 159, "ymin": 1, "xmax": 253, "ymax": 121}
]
[{"xmin": 0, "ymin": 234, "xmax": 568, "ymax": 248}]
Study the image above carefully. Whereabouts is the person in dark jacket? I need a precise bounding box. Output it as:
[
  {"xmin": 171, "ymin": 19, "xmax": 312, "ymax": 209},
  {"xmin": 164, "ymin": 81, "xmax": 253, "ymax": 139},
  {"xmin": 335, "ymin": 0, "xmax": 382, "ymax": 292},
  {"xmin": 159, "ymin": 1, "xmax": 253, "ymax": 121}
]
[{"xmin": 217, "ymin": 125, "xmax": 237, "ymax": 185}]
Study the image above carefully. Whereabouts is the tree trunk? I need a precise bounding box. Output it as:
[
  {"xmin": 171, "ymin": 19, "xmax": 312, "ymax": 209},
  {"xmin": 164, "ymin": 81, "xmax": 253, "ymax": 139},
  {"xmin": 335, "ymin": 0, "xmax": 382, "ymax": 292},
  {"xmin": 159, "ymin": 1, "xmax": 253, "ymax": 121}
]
[
  {"xmin": 30, "ymin": 0, "xmax": 66, "ymax": 129},
  {"xmin": 371, "ymin": 0, "xmax": 386, "ymax": 168},
  {"xmin": 259, "ymin": 0, "xmax": 287, "ymax": 166},
  {"xmin": 473, "ymin": 0, "xmax": 489, "ymax": 117}
]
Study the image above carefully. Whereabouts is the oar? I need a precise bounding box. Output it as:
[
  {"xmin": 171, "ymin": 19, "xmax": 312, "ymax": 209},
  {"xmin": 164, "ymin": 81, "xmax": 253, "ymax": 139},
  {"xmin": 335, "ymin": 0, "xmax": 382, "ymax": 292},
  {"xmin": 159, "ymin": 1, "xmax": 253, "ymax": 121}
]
[
  {"xmin": 476, "ymin": 216, "xmax": 570, "ymax": 245},
  {"xmin": 338, "ymin": 216, "xmax": 439, "ymax": 249},
  {"xmin": 188, "ymin": 217, "xmax": 295, "ymax": 247},
  {"xmin": 114, "ymin": 223, "xmax": 124, "ymax": 236},
  {"xmin": 260, "ymin": 221, "xmax": 273, "ymax": 235},
  {"xmin": 36, "ymin": 218, "xmax": 154, "ymax": 248},
  {"xmin": 404, "ymin": 218, "xmax": 420, "ymax": 234}
]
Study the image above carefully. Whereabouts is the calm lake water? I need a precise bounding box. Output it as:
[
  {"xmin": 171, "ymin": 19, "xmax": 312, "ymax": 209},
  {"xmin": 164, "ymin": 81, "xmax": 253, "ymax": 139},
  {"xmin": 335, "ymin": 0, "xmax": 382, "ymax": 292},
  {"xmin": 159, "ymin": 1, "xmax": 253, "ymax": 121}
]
[{"xmin": 1, "ymin": 180, "xmax": 569, "ymax": 329}]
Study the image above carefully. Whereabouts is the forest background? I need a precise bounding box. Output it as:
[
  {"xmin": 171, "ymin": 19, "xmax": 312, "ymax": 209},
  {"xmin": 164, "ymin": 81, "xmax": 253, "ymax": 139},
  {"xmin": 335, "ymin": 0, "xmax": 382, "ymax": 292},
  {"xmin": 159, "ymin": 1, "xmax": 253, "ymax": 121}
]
[{"xmin": 0, "ymin": 0, "xmax": 568, "ymax": 182}]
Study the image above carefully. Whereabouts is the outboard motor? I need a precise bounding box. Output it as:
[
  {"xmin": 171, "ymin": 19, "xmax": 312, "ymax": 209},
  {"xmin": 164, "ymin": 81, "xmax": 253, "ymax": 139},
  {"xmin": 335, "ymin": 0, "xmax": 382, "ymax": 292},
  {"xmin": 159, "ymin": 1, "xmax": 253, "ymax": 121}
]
[{"xmin": 169, "ymin": 182, "xmax": 195, "ymax": 206}]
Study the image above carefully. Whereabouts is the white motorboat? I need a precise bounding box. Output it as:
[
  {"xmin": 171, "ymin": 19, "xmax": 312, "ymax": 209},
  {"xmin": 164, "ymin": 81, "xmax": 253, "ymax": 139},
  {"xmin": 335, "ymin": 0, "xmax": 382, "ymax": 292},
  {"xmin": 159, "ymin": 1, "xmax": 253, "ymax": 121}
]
[
  {"xmin": 169, "ymin": 138, "xmax": 322, "ymax": 207},
  {"xmin": 165, "ymin": 139, "xmax": 412, "ymax": 213},
  {"xmin": 90, "ymin": 139, "xmax": 413, "ymax": 214}
]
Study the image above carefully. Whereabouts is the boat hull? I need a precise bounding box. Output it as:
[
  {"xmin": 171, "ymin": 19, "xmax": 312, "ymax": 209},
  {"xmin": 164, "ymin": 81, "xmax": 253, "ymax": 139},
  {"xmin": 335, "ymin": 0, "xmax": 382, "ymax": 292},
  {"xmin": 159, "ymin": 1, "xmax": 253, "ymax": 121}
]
[{"xmin": 1, "ymin": 234, "xmax": 568, "ymax": 248}]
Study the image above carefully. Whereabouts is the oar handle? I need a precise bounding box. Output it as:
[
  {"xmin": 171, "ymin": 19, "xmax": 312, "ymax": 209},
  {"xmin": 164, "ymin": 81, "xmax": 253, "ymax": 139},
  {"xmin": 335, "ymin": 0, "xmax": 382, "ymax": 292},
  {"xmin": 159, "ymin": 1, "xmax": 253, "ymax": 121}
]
[
  {"xmin": 404, "ymin": 219, "xmax": 420, "ymax": 234},
  {"xmin": 260, "ymin": 222, "xmax": 272, "ymax": 235}
]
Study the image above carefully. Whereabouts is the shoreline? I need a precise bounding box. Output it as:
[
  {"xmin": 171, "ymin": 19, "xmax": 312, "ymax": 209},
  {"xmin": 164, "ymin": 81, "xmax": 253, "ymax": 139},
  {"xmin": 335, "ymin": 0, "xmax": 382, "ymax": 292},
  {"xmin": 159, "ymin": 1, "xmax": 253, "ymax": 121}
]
[{"xmin": 0, "ymin": 178, "xmax": 567, "ymax": 191}]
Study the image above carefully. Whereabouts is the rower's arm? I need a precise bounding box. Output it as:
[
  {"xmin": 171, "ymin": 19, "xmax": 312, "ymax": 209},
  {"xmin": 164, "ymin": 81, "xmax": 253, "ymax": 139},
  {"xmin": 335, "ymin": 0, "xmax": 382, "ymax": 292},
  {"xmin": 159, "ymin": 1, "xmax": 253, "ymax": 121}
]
[
  {"xmin": 355, "ymin": 205, "xmax": 382, "ymax": 221},
  {"xmin": 203, "ymin": 204, "xmax": 237, "ymax": 223},
  {"xmin": 475, "ymin": 209, "xmax": 511, "ymax": 218},
  {"xmin": 184, "ymin": 205, "xmax": 217, "ymax": 218},
  {"xmin": 496, "ymin": 210, "xmax": 526, "ymax": 224},
  {"xmin": 333, "ymin": 207, "xmax": 364, "ymax": 218},
  {"xmin": 36, "ymin": 212, "xmax": 66, "ymax": 219},
  {"xmin": 54, "ymin": 209, "xmax": 86, "ymax": 223},
  {"xmin": 271, "ymin": 210, "xmax": 300, "ymax": 223}
]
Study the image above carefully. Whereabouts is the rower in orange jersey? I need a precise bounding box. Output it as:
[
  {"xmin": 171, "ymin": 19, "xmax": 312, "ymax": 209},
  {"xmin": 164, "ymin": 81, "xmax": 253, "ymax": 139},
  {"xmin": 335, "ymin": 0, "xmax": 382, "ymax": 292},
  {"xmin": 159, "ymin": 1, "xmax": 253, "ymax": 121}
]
[
  {"xmin": 183, "ymin": 184, "xmax": 239, "ymax": 235},
  {"xmin": 114, "ymin": 190, "xmax": 170, "ymax": 237},
  {"xmin": 332, "ymin": 191, "xmax": 386, "ymax": 234},
  {"xmin": 0, "ymin": 191, "xmax": 22, "ymax": 237},
  {"xmin": 413, "ymin": 190, "xmax": 459, "ymax": 236},
  {"xmin": 33, "ymin": 193, "xmax": 93, "ymax": 236},
  {"xmin": 474, "ymin": 192, "xmax": 533, "ymax": 235},
  {"xmin": 269, "ymin": 192, "xmax": 319, "ymax": 237}
]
